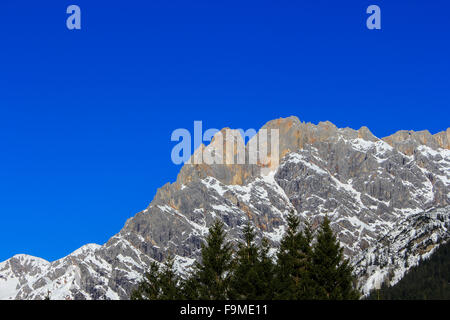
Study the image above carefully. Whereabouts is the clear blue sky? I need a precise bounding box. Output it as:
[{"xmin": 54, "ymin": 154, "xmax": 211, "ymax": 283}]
[{"xmin": 0, "ymin": 0, "xmax": 449, "ymax": 262}]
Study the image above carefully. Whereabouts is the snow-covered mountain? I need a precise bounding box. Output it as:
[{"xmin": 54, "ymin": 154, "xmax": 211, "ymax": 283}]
[{"xmin": 1, "ymin": 116, "xmax": 449, "ymax": 299}]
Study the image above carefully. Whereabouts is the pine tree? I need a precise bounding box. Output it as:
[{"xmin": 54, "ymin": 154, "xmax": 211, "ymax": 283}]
[
  {"xmin": 180, "ymin": 272, "xmax": 201, "ymax": 299},
  {"xmin": 157, "ymin": 255, "xmax": 182, "ymax": 299},
  {"xmin": 184, "ymin": 220, "xmax": 234, "ymax": 300},
  {"xmin": 229, "ymin": 223, "xmax": 275, "ymax": 299},
  {"xmin": 256, "ymin": 237, "xmax": 276, "ymax": 299},
  {"xmin": 295, "ymin": 219, "xmax": 317, "ymax": 299},
  {"xmin": 131, "ymin": 261, "xmax": 162, "ymax": 300},
  {"xmin": 310, "ymin": 216, "xmax": 360, "ymax": 300},
  {"xmin": 130, "ymin": 255, "xmax": 182, "ymax": 300},
  {"xmin": 274, "ymin": 210, "xmax": 314, "ymax": 299}
]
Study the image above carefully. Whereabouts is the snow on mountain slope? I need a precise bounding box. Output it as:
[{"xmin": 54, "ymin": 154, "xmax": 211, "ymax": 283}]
[
  {"xmin": 0, "ymin": 255, "xmax": 50, "ymax": 300},
  {"xmin": 354, "ymin": 207, "xmax": 450, "ymax": 295},
  {"xmin": 1, "ymin": 116, "xmax": 449, "ymax": 299},
  {"xmin": 1, "ymin": 241, "xmax": 155, "ymax": 300}
]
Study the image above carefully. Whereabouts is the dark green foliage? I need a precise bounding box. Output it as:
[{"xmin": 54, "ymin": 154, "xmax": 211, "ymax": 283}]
[
  {"xmin": 131, "ymin": 262, "xmax": 160, "ymax": 300},
  {"xmin": 257, "ymin": 238, "xmax": 277, "ymax": 299},
  {"xmin": 367, "ymin": 240, "xmax": 450, "ymax": 300},
  {"xmin": 228, "ymin": 224, "xmax": 276, "ymax": 299},
  {"xmin": 130, "ymin": 214, "xmax": 360, "ymax": 300},
  {"xmin": 157, "ymin": 255, "xmax": 181, "ymax": 299},
  {"xmin": 274, "ymin": 211, "xmax": 315, "ymax": 299},
  {"xmin": 131, "ymin": 255, "xmax": 182, "ymax": 300},
  {"xmin": 310, "ymin": 216, "xmax": 360, "ymax": 299},
  {"xmin": 184, "ymin": 220, "xmax": 234, "ymax": 300}
]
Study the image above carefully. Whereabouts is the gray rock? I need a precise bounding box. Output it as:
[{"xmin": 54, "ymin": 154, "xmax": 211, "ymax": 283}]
[{"xmin": 1, "ymin": 117, "xmax": 449, "ymax": 299}]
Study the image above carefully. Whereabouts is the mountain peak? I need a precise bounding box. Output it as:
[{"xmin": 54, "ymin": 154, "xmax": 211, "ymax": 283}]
[
  {"xmin": 174, "ymin": 117, "xmax": 448, "ymax": 187},
  {"xmin": 3, "ymin": 116, "xmax": 449, "ymax": 300},
  {"xmin": 382, "ymin": 128, "xmax": 450, "ymax": 155}
]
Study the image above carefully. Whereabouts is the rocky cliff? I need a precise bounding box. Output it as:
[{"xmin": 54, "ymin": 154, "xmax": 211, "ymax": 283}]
[{"xmin": 1, "ymin": 116, "xmax": 449, "ymax": 299}]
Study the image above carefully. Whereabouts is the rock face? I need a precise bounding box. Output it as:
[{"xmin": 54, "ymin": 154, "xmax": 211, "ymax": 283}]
[
  {"xmin": 1, "ymin": 116, "xmax": 449, "ymax": 299},
  {"xmin": 383, "ymin": 128, "xmax": 450, "ymax": 155}
]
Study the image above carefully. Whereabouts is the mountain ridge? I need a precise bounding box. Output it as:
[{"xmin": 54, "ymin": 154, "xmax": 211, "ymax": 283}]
[{"xmin": 1, "ymin": 116, "xmax": 449, "ymax": 299}]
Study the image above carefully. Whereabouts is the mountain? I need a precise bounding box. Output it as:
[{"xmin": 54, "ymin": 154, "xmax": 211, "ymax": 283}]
[
  {"xmin": 1, "ymin": 116, "xmax": 449, "ymax": 300},
  {"xmin": 366, "ymin": 238, "xmax": 450, "ymax": 299}
]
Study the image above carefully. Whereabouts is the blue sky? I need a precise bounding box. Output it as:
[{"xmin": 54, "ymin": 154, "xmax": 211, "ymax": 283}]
[{"xmin": 0, "ymin": 0, "xmax": 449, "ymax": 262}]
